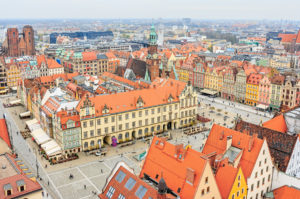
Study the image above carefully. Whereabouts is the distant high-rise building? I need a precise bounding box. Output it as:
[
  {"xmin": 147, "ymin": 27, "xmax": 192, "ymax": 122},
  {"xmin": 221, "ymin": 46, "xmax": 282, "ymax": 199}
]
[{"xmin": 3, "ymin": 25, "xmax": 35, "ymax": 57}]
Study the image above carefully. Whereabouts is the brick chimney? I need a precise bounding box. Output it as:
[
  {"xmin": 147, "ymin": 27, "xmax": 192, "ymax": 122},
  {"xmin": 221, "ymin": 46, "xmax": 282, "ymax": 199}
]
[
  {"xmin": 248, "ymin": 134, "xmax": 255, "ymax": 152},
  {"xmin": 220, "ymin": 131, "xmax": 224, "ymax": 140},
  {"xmin": 186, "ymin": 168, "xmax": 195, "ymax": 185},
  {"xmin": 226, "ymin": 135, "xmax": 232, "ymax": 151}
]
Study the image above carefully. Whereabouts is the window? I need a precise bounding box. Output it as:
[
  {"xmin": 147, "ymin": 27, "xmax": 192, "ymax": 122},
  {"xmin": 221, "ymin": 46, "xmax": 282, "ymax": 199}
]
[
  {"xmin": 90, "ymin": 120, "xmax": 93, "ymax": 126},
  {"xmin": 139, "ymin": 120, "xmax": 142, "ymax": 126},
  {"xmin": 84, "ymin": 132, "xmax": 88, "ymax": 138},
  {"xmin": 112, "ymin": 126, "xmax": 115, "ymax": 132},
  {"xmin": 126, "ymin": 114, "xmax": 129, "ymax": 119},
  {"xmin": 118, "ymin": 115, "xmax": 122, "ymax": 121},
  {"xmin": 90, "ymin": 130, "xmax": 94, "ymax": 137},
  {"xmin": 151, "ymin": 118, "xmax": 154, "ymax": 123},
  {"xmin": 126, "ymin": 123, "xmax": 129, "ymax": 129},
  {"xmin": 135, "ymin": 185, "xmax": 148, "ymax": 199},
  {"xmin": 104, "ymin": 118, "xmax": 108, "ymax": 124},
  {"xmin": 125, "ymin": 178, "xmax": 136, "ymax": 190},
  {"xmin": 151, "ymin": 109, "xmax": 154, "ymax": 114},
  {"xmin": 205, "ymin": 177, "xmax": 208, "ymax": 184},
  {"xmin": 157, "ymin": 117, "xmax": 160, "ymax": 122},
  {"xmin": 132, "ymin": 113, "xmax": 135, "ymax": 118},
  {"xmin": 119, "ymin": 124, "xmax": 122, "ymax": 131},
  {"xmin": 97, "ymin": 119, "xmax": 101, "ymax": 125},
  {"xmin": 262, "ymin": 177, "xmax": 265, "ymax": 185},
  {"xmin": 242, "ymin": 188, "xmax": 244, "ymax": 194},
  {"xmin": 268, "ymin": 174, "xmax": 271, "ymax": 182},
  {"xmin": 83, "ymin": 122, "xmax": 87, "ymax": 128},
  {"xmin": 251, "ymin": 184, "xmax": 254, "ymax": 191},
  {"xmin": 20, "ymin": 185, "xmax": 24, "ymax": 191},
  {"xmin": 145, "ymin": 119, "xmax": 148, "ymax": 125},
  {"xmin": 139, "ymin": 111, "xmax": 142, "ymax": 117},
  {"xmin": 238, "ymin": 175, "xmax": 241, "ymax": 181},
  {"xmin": 238, "ymin": 182, "xmax": 240, "ymax": 187},
  {"xmin": 261, "ymin": 169, "xmax": 263, "ymax": 175},
  {"xmin": 263, "ymin": 149, "xmax": 265, "ymax": 155},
  {"xmin": 145, "ymin": 110, "xmax": 148, "ymax": 115},
  {"xmin": 206, "ymin": 186, "xmax": 210, "ymax": 193},
  {"xmin": 237, "ymin": 191, "xmax": 240, "ymax": 197},
  {"xmin": 132, "ymin": 122, "xmax": 135, "ymax": 127},
  {"xmin": 201, "ymin": 189, "xmax": 205, "ymax": 195},
  {"xmin": 111, "ymin": 116, "xmax": 115, "ymax": 122},
  {"xmin": 232, "ymin": 194, "xmax": 235, "ymax": 199},
  {"xmin": 118, "ymin": 194, "xmax": 125, "ymax": 199},
  {"xmin": 157, "ymin": 108, "xmax": 160, "ymax": 113},
  {"xmin": 266, "ymin": 166, "xmax": 269, "ymax": 172},
  {"xmin": 255, "ymin": 172, "xmax": 257, "ymax": 178},
  {"xmin": 259, "ymin": 161, "xmax": 261, "ymax": 167},
  {"xmin": 105, "ymin": 127, "xmax": 109, "ymax": 133},
  {"xmin": 265, "ymin": 158, "xmax": 267, "ymax": 164},
  {"xmin": 106, "ymin": 186, "xmax": 115, "ymax": 199},
  {"xmin": 116, "ymin": 171, "xmax": 126, "ymax": 183},
  {"xmin": 257, "ymin": 181, "xmax": 260, "ymax": 188}
]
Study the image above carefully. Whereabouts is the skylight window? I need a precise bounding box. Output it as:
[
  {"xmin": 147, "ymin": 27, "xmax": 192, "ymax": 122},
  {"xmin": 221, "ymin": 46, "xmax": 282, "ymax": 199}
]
[
  {"xmin": 135, "ymin": 185, "xmax": 148, "ymax": 199},
  {"xmin": 125, "ymin": 177, "xmax": 136, "ymax": 190},
  {"xmin": 116, "ymin": 170, "xmax": 126, "ymax": 183}
]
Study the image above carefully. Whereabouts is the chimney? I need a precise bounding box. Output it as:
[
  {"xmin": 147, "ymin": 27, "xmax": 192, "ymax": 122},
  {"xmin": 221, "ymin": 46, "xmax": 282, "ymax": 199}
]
[
  {"xmin": 220, "ymin": 131, "xmax": 224, "ymax": 140},
  {"xmin": 186, "ymin": 168, "xmax": 195, "ymax": 185},
  {"xmin": 226, "ymin": 136, "xmax": 232, "ymax": 151},
  {"xmin": 248, "ymin": 134, "xmax": 255, "ymax": 152}
]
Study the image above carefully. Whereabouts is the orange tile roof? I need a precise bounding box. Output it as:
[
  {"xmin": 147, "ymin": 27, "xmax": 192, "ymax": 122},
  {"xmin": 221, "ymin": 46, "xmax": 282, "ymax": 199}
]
[
  {"xmin": 140, "ymin": 136, "xmax": 209, "ymax": 199},
  {"xmin": 0, "ymin": 119, "xmax": 11, "ymax": 148},
  {"xmin": 105, "ymin": 51, "xmax": 117, "ymax": 59},
  {"xmin": 262, "ymin": 115, "xmax": 287, "ymax": 133},
  {"xmin": 215, "ymin": 165, "xmax": 239, "ymax": 199},
  {"xmin": 278, "ymin": 33, "xmax": 297, "ymax": 43},
  {"xmin": 202, "ymin": 124, "xmax": 264, "ymax": 179},
  {"xmin": 82, "ymin": 51, "xmax": 97, "ymax": 61},
  {"xmin": 247, "ymin": 73, "xmax": 262, "ymax": 85},
  {"xmin": 296, "ymin": 30, "xmax": 300, "ymax": 44},
  {"xmin": 273, "ymin": 186, "xmax": 300, "ymax": 199},
  {"xmin": 47, "ymin": 59, "xmax": 63, "ymax": 69},
  {"xmin": 77, "ymin": 78, "xmax": 186, "ymax": 117}
]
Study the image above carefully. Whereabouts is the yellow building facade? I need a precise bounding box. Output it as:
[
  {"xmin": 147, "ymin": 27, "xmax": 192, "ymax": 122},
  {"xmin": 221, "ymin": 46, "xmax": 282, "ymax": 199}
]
[
  {"xmin": 78, "ymin": 80, "xmax": 197, "ymax": 151},
  {"xmin": 6, "ymin": 64, "xmax": 21, "ymax": 89},
  {"xmin": 227, "ymin": 167, "xmax": 247, "ymax": 199}
]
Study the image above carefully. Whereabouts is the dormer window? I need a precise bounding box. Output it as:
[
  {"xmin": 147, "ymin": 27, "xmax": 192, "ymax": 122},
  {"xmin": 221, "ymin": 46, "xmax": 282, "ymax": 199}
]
[
  {"xmin": 102, "ymin": 104, "xmax": 109, "ymax": 114},
  {"xmin": 4, "ymin": 183, "xmax": 12, "ymax": 196},
  {"xmin": 137, "ymin": 96, "xmax": 144, "ymax": 108}
]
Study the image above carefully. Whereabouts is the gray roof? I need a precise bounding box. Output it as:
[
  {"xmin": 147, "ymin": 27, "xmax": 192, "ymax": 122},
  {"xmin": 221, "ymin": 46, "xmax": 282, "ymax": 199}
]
[
  {"xmin": 3, "ymin": 183, "xmax": 12, "ymax": 190},
  {"xmin": 224, "ymin": 146, "xmax": 242, "ymax": 163},
  {"xmin": 16, "ymin": 179, "xmax": 25, "ymax": 187}
]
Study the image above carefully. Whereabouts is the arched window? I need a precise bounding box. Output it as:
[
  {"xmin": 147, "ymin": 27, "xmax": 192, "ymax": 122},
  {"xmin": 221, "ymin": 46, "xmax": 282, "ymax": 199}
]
[
  {"xmin": 151, "ymin": 126, "xmax": 154, "ymax": 132},
  {"xmin": 138, "ymin": 129, "xmax": 142, "ymax": 135},
  {"xmin": 118, "ymin": 134, "xmax": 123, "ymax": 140},
  {"xmin": 97, "ymin": 139, "xmax": 101, "ymax": 146},
  {"xmin": 125, "ymin": 132, "xmax": 129, "ymax": 138},
  {"xmin": 144, "ymin": 128, "xmax": 149, "ymax": 133},
  {"xmin": 84, "ymin": 142, "xmax": 88, "ymax": 148},
  {"xmin": 90, "ymin": 140, "xmax": 95, "ymax": 147},
  {"xmin": 157, "ymin": 125, "xmax": 160, "ymax": 131}
]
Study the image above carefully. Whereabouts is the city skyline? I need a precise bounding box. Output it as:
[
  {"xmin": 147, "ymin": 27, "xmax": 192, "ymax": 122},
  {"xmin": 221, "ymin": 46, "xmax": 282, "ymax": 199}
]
[{"xmin": 1, "ymin": 0, "xmax": 300, "ymax": 20}]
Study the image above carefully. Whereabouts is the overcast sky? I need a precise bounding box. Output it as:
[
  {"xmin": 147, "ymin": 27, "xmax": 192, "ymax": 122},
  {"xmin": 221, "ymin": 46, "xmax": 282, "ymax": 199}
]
[{"xmin": 1, "ymin": 0, "xmax": 299, "ymax": 20}]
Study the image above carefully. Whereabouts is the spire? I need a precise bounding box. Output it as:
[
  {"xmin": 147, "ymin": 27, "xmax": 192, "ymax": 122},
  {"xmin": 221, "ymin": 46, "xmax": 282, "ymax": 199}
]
[
  {"xmin": 144, "ymin": 67, "xmax": 151, "ymax": 82},
  {"xmin": 149, "ymin": 24, "xmax": 158, "ymax": 46}
]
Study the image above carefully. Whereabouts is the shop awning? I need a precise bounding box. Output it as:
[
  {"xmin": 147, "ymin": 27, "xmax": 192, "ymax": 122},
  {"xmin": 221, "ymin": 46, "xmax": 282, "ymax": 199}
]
[
  {"xmin": 201, "ymin": 89, "xmax": 218, "ymax": 95},
  {"xmin": 41, "ymin": 140, "xmax": 61, "ymax": 157},
  {"xmin": 31, "ymin": 128, "xmax": 51, "ymax": 145},
  {"xmin": 26, "ymin": 119, "xmax": 41, "ymax": 132},
  {"xmin": 256, "ymin": 104, "xmax": 268, "ymax": 110}
]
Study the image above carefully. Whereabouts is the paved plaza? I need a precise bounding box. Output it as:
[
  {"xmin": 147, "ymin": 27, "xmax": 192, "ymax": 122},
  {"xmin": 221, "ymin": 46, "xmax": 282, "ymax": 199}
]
[{"xmin": 0, "ymin": 94, "xmax": 275, "ymax": 198}]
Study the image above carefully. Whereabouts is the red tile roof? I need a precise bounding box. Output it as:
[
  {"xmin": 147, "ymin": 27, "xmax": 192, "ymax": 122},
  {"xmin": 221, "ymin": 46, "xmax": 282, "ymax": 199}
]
[
  {"xmin": 99, "ymin": 164, "xmax": 157, "ymax": 199},
  {"xmin": 0, "ymin": 153, "xmax": 42, "ymax": 199},
  {"xmin": 296, "ymin": 30, "xmax": 300, "ymax": 44},
  {"xmin": 215, "ymin": 165, "xmax": 239, "ymax": 199},
  {"xmin": 202, "ymin": 124, "xmax": 264, "ymax": 179},
  {"xmin": 262, "ymin": 115, "xmax": 287, "ymax": 133},
  {"xmin": 0, "ymin": 119, "xmax": 11, "ymax": 148},
  {"xmin": 47, "ymin": 59, "xmax": 63, "ymax": 69},
  {"xmin": 77, "ymin": 79, "xmax": 186, "ymax": 117},
  {"xmin": 273, "ymin": 186, "xmax": 300, "ymax": 199},
  {"xmin": 140, "ymin": 136, "xmax": 209, "ymax": 199},
  {"xmin": 82, "ymin": 51, "xmax": 97, "ymax": 61},
  {"xmin": 247, "ymin": 73, "xmax": 262, "ymax": 85},
  {"xmin": 278, "ymin": 33, "xmax": 297, "ymax": 43}
]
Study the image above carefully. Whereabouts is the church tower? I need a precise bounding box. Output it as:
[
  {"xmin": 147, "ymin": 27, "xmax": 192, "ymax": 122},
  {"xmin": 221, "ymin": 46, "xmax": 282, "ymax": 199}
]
[{"xmin": 146, "ymin": 24, "xmax": 160, "ymax": 81}]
